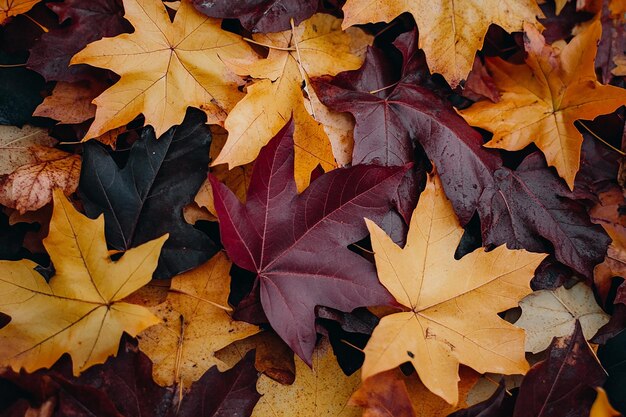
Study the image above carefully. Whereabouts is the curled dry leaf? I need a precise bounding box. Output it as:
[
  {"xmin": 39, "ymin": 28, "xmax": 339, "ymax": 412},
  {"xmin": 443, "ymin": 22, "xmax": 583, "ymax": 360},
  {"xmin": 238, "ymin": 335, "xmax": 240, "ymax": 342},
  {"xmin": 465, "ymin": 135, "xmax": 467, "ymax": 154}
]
[
  {"xmin": 458, "ymin": 21, "xmax": 626, "ymax": 189},
  {"xmin": 137, "ymin": 252, "xmax": 260, "ymax": 387},
  {"xmin": 362, "ymin": 171, "xmax": 546, "ymax": 404},
  {"xmin": 0, "ymin": 146, "xmax": 81, "ymax": 213},
  {"xmin": 215, "ymin": 13, "xmax": 371, "ymax": 190},
  {"xmin": 515, "ymin": 282, "xmax": 610, "ymax": 354},
  {"xmin": 70, "ymin": 0, "xmax": 258, "ymax": 139},
  {"xmin": 341, "ymin": 0, "xmax": 542, "ymax": 86},
  {"xmin": 251, "ymin": 338, "xmax": 360, "ymax": 417},
  {"xmin": 0, "ymin": 189, "xmax": 166, "ymax": 375}
]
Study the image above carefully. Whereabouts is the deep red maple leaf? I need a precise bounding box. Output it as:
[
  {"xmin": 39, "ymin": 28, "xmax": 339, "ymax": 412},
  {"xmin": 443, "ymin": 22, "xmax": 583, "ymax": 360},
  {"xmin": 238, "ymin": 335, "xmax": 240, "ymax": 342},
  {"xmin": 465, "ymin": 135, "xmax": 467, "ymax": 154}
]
[
  {"xmin": 210, "ymin": 120, "xmax": 408, "ymax": 363},
  {"xmin": 313, "ymin": 29, "xmax": 610, "ymax": 277}
]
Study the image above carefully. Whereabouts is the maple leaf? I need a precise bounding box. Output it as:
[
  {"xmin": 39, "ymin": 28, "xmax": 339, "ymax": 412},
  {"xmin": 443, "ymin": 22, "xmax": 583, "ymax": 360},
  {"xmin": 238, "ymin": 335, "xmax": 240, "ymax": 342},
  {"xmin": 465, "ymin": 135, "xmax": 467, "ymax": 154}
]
[
  {"xmin": 315, "ymin": 28, "xmax": 610, "ymax": 278},
  {"xmin": 513, "ymin": 322, "xmax": 607, "ymax": 417},
  {"xmin": 478, "ymin": 151, "xmax": 610, "ymax": 278},
  {"xmin": 137, "ymin": 252, "xmax": 260, "ymax": 387},
  {"xmin": 0, "ymin": 189, "xmax": 166, "ymax": 375},
  {"xmin": 0, "ymin": 145, "xmax": 81, "ymax": 213},
  {"xmin": 341, "ymin": 0, "xmax": 542, "ymax": 86},
  {"xmin": 215, "ymin": 13, "xmax": 371, "ymax": 190},
  {"xmin": 70, "ymin": 0, "xmax": 258, "ymax": 139},
  {"xmin": 210, "ymin": 119, "xmax": 408, "ymax": 362},
  {"xmin": 79, "ymin": 109, "xmax": 218, "ymax": 279},
  {"xmin": 515, "ymin": 282, "xmax": 609, "ymax": 353},
  {"xmin": 27, "ymin": 0, "xmax": 129, "ymax": 83},
  {"xmin": 313, "ymin": 31, "xmax": 502, "ymax": 226},
  {"xmin": 251, "ymin": 338, "xmax": 360, "ymax": 417},
  {"xmin": 362, "ymin": 171, "xmax": 546, "ymax": 404},
  {"xmin": 0, "ymin": 0, "xmax": 38, "ymax": 24},
  {"xmin": 458, "ymin": 20, "xmax": 626, "ymax": 189},
  {"xmin": 192, "ymin": 0, "xmax": 317, "ymax": 33}
]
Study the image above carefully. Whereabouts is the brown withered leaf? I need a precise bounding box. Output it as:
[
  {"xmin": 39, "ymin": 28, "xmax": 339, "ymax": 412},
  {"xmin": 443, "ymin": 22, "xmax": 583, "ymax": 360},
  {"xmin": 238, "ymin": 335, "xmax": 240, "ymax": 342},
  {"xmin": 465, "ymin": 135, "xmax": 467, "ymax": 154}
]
[
  {"xmin": 33, "ymin": 81, "xmax": 106, "ymax": 125},
  {"xmin": 0, "ymin": 146, "xmax": 81, "ymax": 213},
  {"xmin": 0, "ymin": 125, "xmax": 56, "ymax": 175}
]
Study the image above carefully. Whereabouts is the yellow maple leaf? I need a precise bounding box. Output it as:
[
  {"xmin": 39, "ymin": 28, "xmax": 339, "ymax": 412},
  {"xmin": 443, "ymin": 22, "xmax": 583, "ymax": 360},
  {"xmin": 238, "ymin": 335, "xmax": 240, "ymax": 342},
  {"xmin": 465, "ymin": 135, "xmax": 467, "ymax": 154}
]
[
  {"xmin": 362, "ymin": 171, "xmax": 546, "ymax": 405},
  {"xmin": 137, "ymin": 252, "xmax": 259, "ymax": 387},
  {"xmin": 0, "ymin": 189, "xmax": 166, "ymax": 375},
  {"xmin": 458, "ymin": 21, "xmax": 626, "ymax": 189},
  {"xmin": 70, "ymin": 0, "xmax": 257, "ymax": 139},
  {"xmin": 0, "ymin": 0, "xmax": 38, "ymax": 24},
  {"xmin": 251, "ymin": 338, "xmax": 360, "ymax": 417},
  {"xmin": 214, "ymin": 13, "xmax": 371, "ymax": 191},
  {"xmin": 341, "ymin": 0, "xmax": 542, "ymax": 87}
]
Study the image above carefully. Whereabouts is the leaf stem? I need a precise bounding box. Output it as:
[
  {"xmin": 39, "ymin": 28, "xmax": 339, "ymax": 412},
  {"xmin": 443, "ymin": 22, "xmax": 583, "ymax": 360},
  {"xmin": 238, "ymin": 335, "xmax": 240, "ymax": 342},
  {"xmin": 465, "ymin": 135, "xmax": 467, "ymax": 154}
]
[
  {"xmin": 576, "ymin": 120, "xmax": 626, "ymax": 156},
  {"xmin": 369, "ymin": 81, "xmax": 400, "ymax": 94},
  {"xmin": 0, "ymin": 63, "xmax": 26, "ymax": 68},
  {"xmin": 243, "ymin": 37, "xmax": 296, "ymax": 51},
  {"xmin": 24, "ymin": 14, "xmax": 49, "ymax": 33}
]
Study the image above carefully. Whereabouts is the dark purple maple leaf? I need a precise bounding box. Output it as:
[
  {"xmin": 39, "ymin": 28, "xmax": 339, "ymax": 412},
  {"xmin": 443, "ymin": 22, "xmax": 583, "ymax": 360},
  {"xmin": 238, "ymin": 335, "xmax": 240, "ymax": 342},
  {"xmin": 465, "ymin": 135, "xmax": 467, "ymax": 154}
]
[
  {"xmin": 192, "ymin": 0, "xmax": 317, "ymax": 33},
  {"xmin": 27, "ymin": 0, "xmax": 130, "ymax": 82},
  {"xmin": 313, "ymin": 29, "xmax": 610, "ymax": 277},
  {"xmin": 479, "ymin": 152, "xmax": 610, "ymax": 277},
  {"xmin": 210, "ymin": 119, "xmax": 406, "ymax": 363},
  {"xmin": 312, "ymin": 30, "xmax": 502, "ymax": 227},
  {"xmin": 513, "ymin": 321, "xmax": 607, "ymax": 417}
]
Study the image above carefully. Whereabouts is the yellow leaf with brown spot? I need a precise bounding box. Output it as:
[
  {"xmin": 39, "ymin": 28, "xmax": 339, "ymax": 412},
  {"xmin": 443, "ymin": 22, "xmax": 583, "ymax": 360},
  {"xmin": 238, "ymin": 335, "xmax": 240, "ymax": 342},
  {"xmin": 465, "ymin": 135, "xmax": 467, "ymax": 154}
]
[
  {"xmin": 341, "ymin": 0, "xmax": 542, "ymax": 87},
  {"xmin": 0, "ymin": 189, "xmax": 166, "ymax": 375},
  {"xmin": 363, "ymin": 171, "xmax": 546, "ymax": 405},
  {"xmin": 137, "ymin": 252, "xmax": 259, "ymax": 386},
  {"xmin": 458, "ymin": 21, "xmax": 626, "ymax": 189},
  {"xmin": 215, "ymin": 14, "xmax": 370, "ymax": 190},
  {"xmin": 70, "ymin": 0, "xmax": 257, "ymax": 139},
  {"xmin": 0, "ymin": 146, "xmax": 81, "ymax": 213}
]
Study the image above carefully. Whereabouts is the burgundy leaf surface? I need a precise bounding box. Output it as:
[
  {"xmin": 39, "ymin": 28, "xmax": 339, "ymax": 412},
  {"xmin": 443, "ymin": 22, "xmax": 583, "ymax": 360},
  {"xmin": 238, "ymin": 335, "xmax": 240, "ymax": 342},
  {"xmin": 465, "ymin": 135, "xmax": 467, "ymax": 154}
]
[
  {"xmin": 479, "ymin": 152, "xmax": 610, "ymax": 277},
  {"xmin": 27, "ymin": 0, "xmax": 130, "ymax": 82},
  {"xmin": 171, "ymin": 350, "xmax": 260, "ymax": 417},
  {"xmin": 312, "ymin": 31, "xmax": 502, "ymax": 227},
  {"xmin": 313, "ymin": 30, "xmax": 610, "ymax": 277},
  {"xmin": 191, "ymin": 0, "xmax": 317, "ymax": 33},
  {"xmin": 513, "ymin": 321, "xmax": 607, "ymax": 417},
  {"xmin": 210, "ymin": 120, "xmax": 406, "ymax": 363}
]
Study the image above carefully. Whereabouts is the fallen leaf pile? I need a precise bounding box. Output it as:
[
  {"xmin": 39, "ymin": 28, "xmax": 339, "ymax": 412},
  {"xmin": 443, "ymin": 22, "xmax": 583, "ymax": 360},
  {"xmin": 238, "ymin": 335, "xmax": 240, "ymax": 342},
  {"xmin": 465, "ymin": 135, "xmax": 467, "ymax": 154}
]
[{"xmin": 1, "ymin": 0, "xmax": 626, "ymax": 416}]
